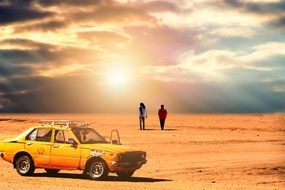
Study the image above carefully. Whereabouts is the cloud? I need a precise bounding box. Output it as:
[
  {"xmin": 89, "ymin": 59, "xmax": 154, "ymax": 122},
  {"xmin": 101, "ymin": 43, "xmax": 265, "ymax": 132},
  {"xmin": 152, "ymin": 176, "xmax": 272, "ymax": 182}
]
[
  {"xmin": 273, "ymin": 84, "xmax": 285, "ymax": 93},
  {"xmin": 142, "ymin": 42, "xmax": 285, "ymax": 83},
  {"xmin": 0, "ymin": 5, "xmax": 53, "ymax": 24},
  {"xmin": 0, "ymin": 38, "xmax": 104, "ymax": 78},
  {"xmin": 9, "ymin": 0, "xmax": 34, "ymax": 7},
  {"xmin": 223, "ymin": 0, "xmax": 285, "ymax": 15},
  {"xmin": 209, "ymin": 26, "xmax": 256, "ymax": 38},
  {"xmin": 137, "ymin": 1, "xmax": 185, "ymax": 13},
  {"xmin": 241, "ymin": 42, "xmax": 285, "ymax": 62},
  {"xmin": 0, "ymin": 48, "xmax": 57, "ymax": 65},
  {"xmin": 0, "ymin": 96, "xmax": 15, "ymax": 110},
  {"xmin": 15, "ymin": 20, "xmax": 68, "ymax": 32},
  {"xmin": 0, "ymin": 64, "xmax": 33, "ymax": 76},
  {"xmin": 36, "ymin": 0, "xmax": 112, "ymax": 7},
  {"xmin": 71, "ymin": 4, "xmax": 154, "ymax": 25},
  {"xmin": 267, "ymin": 15, "xmax": 285, "ymax": 30},
  {"xmin": 1, "ymin": 38, "xmax": 54, "ymax": 49},
  {"xmin": 141, "ymin": 49, "xmax": 239, "ymax": 82},
  {"xmin": 77, "ymin": 30, "xmax": 130, "ymax": 49},
  {"xmin": 125, "ymin": 25, "xmax": 198, "ymax": 65},
  {"xmin": 221, "ymin": 0, "xmax": 285, "ymax": 31}
]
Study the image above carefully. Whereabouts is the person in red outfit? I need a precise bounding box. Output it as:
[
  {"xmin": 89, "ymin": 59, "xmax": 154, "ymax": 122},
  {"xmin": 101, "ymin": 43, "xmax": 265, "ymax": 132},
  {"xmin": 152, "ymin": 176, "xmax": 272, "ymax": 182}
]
[{"xmin": 158, "ymin": 105, "xmax": 167, "ymax": 130}]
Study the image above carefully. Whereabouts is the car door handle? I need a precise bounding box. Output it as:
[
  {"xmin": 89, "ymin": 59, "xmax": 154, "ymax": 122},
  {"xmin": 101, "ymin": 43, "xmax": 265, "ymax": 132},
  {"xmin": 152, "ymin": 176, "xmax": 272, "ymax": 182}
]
[
  {"xmin": 52, "ymin": 144, "xmax": 59, "ymax": 148},
  {"xmin": 26, "ymin": 142, "xmax": 32, "ymax": 146}
]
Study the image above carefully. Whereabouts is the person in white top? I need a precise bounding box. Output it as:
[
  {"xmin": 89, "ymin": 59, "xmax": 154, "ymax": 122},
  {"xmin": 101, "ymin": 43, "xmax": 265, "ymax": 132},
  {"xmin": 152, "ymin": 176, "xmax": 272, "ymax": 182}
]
[{"xmin": 139, "ymin": 102, "xmax": 147, "ymax": 130}]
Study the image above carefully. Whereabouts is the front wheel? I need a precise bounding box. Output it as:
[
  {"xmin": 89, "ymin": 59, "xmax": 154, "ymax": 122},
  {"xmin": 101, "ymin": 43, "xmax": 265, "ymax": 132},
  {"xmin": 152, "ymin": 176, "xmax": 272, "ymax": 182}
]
[
  {"xmin": 44, "ymin": 169, "xmax": 60, "ymax": 175},
  {"xmin": 116, "ymin": 170, "xmax": 134, "ymax": 179},
  {"xmin": 88, "ymin": 161, "xmax": 109, "ymax": 180},
  {"xmin": 15, "ymin": 155, "xmax": 35, "ymax": 176}
]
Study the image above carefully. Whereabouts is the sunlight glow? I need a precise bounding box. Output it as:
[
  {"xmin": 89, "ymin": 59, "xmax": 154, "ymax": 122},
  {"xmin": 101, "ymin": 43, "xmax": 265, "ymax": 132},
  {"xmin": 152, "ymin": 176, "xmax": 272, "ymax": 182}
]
[{"xmin": 104, "ymin": 69, "xmax": 128, "ymax": 86}]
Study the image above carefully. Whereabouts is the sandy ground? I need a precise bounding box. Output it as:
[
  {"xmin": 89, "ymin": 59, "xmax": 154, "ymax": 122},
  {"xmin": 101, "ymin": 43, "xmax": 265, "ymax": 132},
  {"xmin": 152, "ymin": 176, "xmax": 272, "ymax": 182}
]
[{"xmin": 0, "ymin": 113, "xmax": 284, "ymax": 190}]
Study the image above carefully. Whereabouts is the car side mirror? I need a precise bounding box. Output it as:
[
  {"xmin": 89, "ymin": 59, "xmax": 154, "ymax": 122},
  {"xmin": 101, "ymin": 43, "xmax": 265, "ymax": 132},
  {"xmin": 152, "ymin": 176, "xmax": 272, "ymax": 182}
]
[
  {"xmin": 68, "ymin": 138, "xmax": 78, "ymax": 147},
  {"xmin": 110, "ymin": 130, "xmax": 121, "ymax": 145},
  {"xmin": 111, "ymin": 140, "xmax": 119, "ymax": 144}
]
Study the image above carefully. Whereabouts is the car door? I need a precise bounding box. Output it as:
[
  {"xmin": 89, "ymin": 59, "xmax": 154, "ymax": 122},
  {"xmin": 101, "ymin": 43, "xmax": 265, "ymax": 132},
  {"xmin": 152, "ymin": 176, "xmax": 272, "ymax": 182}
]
[
  {"xmin": 25, "ymin": 128, "xmax": 52, "ymax": 166},
  {"xmin": 50, "ymin": 129, "xmax": 81, "ymax": 168}
]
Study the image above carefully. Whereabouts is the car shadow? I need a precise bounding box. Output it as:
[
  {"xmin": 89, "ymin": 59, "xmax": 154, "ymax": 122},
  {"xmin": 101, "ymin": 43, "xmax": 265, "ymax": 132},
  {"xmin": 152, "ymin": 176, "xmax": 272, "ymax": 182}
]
[{"xmin": 32, "ymin": 173, "xmax": 172, "ymax": 183}]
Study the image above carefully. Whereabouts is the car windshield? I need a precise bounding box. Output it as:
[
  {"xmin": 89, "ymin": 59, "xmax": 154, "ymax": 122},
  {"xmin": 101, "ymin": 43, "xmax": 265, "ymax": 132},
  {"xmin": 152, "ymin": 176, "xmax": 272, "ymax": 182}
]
[{"xmin": 71, "ymin": 128, "xmax": 108, "ymax": 144}]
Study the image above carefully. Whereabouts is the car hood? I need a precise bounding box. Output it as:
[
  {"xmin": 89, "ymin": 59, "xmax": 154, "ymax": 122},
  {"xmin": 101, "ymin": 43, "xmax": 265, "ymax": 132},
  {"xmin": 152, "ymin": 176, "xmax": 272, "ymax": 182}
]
[
  {"xmin": 1, "ymin": 128, "xmax": 34, "ymax": 143},
  {"xmin": 0, "ymin": 141, "xmax": 4, "ymax": 152},
  {"xmin": 80, "ymin": 143, "xmax": 135, "ymax": 153},
  {"xmin": 1, "ymin": 138, "xmax": 14, "ymax": 143}
]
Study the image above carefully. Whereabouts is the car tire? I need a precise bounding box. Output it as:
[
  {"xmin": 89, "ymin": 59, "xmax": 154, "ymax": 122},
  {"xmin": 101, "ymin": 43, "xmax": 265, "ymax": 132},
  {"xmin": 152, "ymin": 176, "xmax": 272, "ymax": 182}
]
[
  {"xmin": 15, "ymin": 155, "xmax": 35, "ymax": 176},
  {"xmin": 116, "ymin": 170, "xmax": 134, "ymax": 179},
  {"xmin": 44, "ymin": 169, "xmax": 60, "ymax": 175},
  {"xmin": 88, "ymin": 160, "xmax": 109, "ymax": 180}
]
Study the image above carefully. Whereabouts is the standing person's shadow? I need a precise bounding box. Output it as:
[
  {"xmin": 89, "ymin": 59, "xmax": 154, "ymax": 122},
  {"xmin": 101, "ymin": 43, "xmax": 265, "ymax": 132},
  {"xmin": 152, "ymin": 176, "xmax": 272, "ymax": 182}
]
[{"xmin": 143, "ymin": 128, "xmax": 178, "ymax": 131}]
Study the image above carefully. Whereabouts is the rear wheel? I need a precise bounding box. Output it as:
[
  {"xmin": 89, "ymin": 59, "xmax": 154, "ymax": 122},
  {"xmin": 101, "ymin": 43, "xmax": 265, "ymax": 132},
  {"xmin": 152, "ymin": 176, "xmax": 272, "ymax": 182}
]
[
  {"xmin": 88, "ymin": 160, "xmax": 109, "ymax": 180},
  {"xmin": 116, "ymin": 170, "xmax": 134, "ymax": 179},
  {"xmin": 15, "ymin": 155, "xmax": 35, "ymax": 176},
  {"xmin": 44, "ymin": 169, "xmax": 60, "ymax": 175}
]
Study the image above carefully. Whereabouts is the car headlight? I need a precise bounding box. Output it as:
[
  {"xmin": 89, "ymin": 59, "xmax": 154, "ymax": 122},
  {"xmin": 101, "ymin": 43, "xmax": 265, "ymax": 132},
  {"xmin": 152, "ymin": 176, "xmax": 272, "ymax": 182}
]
[{"xmin": 90, "ymin": 149, "xmax": 105, "ymax": 157}]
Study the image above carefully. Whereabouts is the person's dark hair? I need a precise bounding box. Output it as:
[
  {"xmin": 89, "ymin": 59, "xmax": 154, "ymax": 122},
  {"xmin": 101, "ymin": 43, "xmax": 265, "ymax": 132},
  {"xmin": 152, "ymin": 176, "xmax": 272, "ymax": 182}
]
[
  {"xmin": 161, "ymin": 105, "xmax": 164, "ymax": 108},
  {"xmin": 140, "ymin": 102, "xmax": 145, "ymax": 109}
]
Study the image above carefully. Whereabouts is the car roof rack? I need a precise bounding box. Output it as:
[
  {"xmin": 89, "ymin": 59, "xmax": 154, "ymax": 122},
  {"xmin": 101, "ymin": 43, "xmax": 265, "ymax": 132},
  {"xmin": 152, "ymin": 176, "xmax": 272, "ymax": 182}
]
[{"xmin": 39, "ymin": 120, "xmax": 90, "ymax": 128}]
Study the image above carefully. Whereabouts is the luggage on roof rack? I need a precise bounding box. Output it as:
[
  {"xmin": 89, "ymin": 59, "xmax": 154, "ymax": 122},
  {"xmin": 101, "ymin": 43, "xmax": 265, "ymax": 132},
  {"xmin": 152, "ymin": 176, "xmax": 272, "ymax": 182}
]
[{"xmin": 39, "ymin": 120, "xmax": 90, "ymax": 127}]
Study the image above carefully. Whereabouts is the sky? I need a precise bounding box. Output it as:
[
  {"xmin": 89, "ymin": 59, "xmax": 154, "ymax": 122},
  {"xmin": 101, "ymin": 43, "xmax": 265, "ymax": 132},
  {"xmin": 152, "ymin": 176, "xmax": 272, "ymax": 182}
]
[{"xmin": 0, "ymin": 0, "xmax": 285, "ymax": 113}]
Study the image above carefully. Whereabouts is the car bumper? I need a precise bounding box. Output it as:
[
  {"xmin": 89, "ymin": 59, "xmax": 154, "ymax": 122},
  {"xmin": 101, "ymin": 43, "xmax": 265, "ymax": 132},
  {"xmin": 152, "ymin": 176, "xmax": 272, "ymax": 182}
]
[{"xmin": 110, "ymin": 160, "xmax": 147, "ymax": 171}]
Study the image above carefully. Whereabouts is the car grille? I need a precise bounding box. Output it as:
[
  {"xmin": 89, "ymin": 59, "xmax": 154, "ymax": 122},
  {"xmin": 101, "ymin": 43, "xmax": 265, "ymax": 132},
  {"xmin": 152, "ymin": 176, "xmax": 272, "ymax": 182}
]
[{"xmin": 119, "ymin": 151, "xmax": 146, "ymax": 163}]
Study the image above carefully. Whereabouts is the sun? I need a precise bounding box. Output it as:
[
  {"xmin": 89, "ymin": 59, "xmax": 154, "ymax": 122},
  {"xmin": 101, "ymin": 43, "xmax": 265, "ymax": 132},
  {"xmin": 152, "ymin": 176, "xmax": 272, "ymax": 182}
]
[
  {"xmin": 104, "ymin": 68, "xmax": 128, "ymax": 86},
  {"xmin": 99, "ymin": 55, "xmax": 138, "ymax": 88}
]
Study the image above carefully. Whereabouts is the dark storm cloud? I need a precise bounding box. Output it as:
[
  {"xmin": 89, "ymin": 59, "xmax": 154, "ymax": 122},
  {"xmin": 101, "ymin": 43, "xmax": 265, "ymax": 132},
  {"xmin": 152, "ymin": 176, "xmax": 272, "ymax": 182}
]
[
  {"xmin": 36, "ymin": 0, "xmax": 112, "ymax": 7},
  {"xmin": 0, "ymin": 38, "xmax": 102, "ymax": 68},
  {"xmin": 221, "ymin": 0, "xmax": 285, "ymax": 30},
  {"xmin": 0, "ymin": 5, "xmax": 53, "ymax": 24},
  {"xmin": 0, "ymin": 64, "xmax": 33, "ymax": 76},
  {"xmin": 0, "ymin": 48, "xmax": 58, "ymax": 64},
  {"xmin": 9, "ymin": 0, "xmax": 34, "ymax": 7},
  {"xmin": 267, "ymin": 16, "xmax": 285, "ymax": 30},
  {"xmin": 0, "ymin": 76, "xmax": 110, "ymax": 112},
  {"xmin": 0, "ymin": 76, "xmax": 50, "ymax": 93},
  {"xmin": 223, "ymin": 0, "xmax": 285, "ymax": 14}
]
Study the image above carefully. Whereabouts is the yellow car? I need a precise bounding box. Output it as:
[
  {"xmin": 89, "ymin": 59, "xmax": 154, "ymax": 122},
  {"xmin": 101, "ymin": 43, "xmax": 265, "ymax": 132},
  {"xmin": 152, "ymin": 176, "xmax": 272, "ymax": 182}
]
[{"xmin": 0, "ymin": 120, "xmax": 147, "ymax": 180}]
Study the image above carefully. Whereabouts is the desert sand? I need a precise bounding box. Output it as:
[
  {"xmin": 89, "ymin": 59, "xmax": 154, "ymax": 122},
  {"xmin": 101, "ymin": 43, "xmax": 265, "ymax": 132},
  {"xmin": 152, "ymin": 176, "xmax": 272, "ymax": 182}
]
[{"xmin": 0, "ymin": 113, "xmax": 284, "ymax": 190}]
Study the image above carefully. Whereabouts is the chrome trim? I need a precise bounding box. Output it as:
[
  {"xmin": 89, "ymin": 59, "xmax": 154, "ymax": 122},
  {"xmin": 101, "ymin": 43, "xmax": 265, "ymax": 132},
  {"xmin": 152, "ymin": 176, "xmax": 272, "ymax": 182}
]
[{"xmin": 111, "ymin": 159, "xmax": 147, "ymax": 167}]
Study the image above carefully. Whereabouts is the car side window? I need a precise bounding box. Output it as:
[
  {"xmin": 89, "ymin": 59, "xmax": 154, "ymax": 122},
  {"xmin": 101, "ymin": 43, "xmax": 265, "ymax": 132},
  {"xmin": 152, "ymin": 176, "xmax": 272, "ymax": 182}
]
[
  {"xmin": 63, "ymin": 130, "xmax": 73, "ymax": 144},
  {"xmin": 36, "ymin": 129, "xmax": 52, "ymax": 142},
  {"xmin": 55, "ymin": 130, "xmax": 65, "ymax": 143},
  {"xmin": 55, "ymin": 130, "xmax": 73, "ymax": 144},
  {"xmin": 27, "ymin": 130, "xmax": 37, "ymax": 141},
  {"xmin": 26, "ymin": 128, "xmax": 52, "ymax": 142}
]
